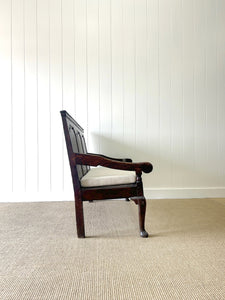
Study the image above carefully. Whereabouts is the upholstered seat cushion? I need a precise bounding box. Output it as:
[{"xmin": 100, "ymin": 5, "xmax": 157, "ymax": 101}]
[{"xmin": 80, "ymin": 167, "xmax": 136, "ymax": 187}]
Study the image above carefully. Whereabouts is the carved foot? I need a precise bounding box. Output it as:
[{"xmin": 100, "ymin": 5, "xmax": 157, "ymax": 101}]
[{"xmin": 140, "ymin": 230, "xmax": 148, "ymax": 238}]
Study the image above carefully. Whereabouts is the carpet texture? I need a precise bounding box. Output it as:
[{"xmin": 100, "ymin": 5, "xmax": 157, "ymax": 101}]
[{"xmin": 0, "ymin": 198, "xmax": 224, "ymax": 300}]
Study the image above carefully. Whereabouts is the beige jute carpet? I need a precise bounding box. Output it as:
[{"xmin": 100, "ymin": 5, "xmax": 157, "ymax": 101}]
[{"xmin": 0, "ymin": 198, "xmax": 224, "ymax": 300}]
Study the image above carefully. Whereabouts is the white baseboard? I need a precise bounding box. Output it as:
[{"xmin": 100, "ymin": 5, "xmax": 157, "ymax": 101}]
[
  {"xmin": 1, "ymin": 188, "xmax": 225, "ymax": 203},
  {"xmin": 144, "ymin": 187, "xmax": 225, "ymax": 199},
  {"xmin": 1, "ymin": 192, "xmax": 73, "ymax": 203}
]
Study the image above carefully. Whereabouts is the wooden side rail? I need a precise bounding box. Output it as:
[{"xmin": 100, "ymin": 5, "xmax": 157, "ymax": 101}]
[{"xmin": 73, "ymin": 153, "xmax": 153, "ymax": 174}]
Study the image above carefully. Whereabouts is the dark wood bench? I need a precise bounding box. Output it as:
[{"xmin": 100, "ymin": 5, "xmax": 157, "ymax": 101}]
[{"xmin": 60, "ymin": 110, "xmax": 153, "ymax": 238}]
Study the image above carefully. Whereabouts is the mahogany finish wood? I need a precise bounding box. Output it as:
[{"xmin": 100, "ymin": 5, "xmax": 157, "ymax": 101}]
[{"xmin": 60, "ymin": 110, "xmax": 153, "ymax": 238}]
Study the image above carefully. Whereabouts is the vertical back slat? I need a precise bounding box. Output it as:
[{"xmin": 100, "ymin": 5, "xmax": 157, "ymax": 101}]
[
  {"xmin": 72, "ymin": 129, "xmax": 83, "ymax": 179},
  {"xmin": 82, "ymin": 135, "xmax": 90, "ymax": 172},
  {"xmin": 77, "ymin": 132, "xmax": 87, "ymax": 175},
  {"xmin": 61, "ymin": 110, "xmax": 89, "ymax": 182}
]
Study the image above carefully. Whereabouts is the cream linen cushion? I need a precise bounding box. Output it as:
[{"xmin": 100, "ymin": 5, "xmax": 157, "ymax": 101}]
[{"xmin": 80, "ymin": 167, "xmax": 136, "ymax": 187}]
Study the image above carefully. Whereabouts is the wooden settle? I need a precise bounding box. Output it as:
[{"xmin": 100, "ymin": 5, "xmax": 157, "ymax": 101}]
[{"xmin": 60, "ymin": 110, "xmax": 153, "ymax": 238}]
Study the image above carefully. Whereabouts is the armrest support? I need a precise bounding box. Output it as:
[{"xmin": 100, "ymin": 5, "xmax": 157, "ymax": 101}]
[
  {"xmin": 72, "ymin": 153, "xmax": 153, "ymax": 174},
  {"xmin": 87, "ymin": 153, "xmax": 132, "ymax": 162}
]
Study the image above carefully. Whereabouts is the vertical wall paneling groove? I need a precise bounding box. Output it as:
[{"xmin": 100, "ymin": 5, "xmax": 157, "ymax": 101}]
[
  {"xmin": 194, "ymin": 0, "xmax": 207, "ymax": 187},
  {"xmin": 73, "ymin": 0, "xmax": 76, "ymax": 118},
  {"xmin": 123, "ymin": 0, "xmax": 135, "ymax": 155},
  {"xmin": 99, "ymin": 0, "xmax": 111, "ymax": 154},
  {"xmin": 146, "ymin": 0, "xmax": 160, "ymax": 187},
  {"xmin": 157, "ymin": 0, "xmax": 161, "ymax": 185},
  {"xmin": 24, "ymin": 0, "xmax": 38, "ymax": 194},
  {"xmin": 158, "ymin": 0, "xmax": 172, "ymax": 187},
  {"xmin": 146, "ymin": 0, "xmax": 149, "ymax": 160},
  {"xmin": 133, "ymin": 0, "xmax": 136, "ymax": 150},
  {"xmin": 217, "ymin": 0, "xmax": 225, "ymax": 186},
  {"xmin": 36, "ymin": 0, "xmax": 39, "ymax": 192},
  {"xmin": 74, "ymin": 0, "xmax": 88, "ymax": 136},
  {"xmin": 170, "ymin": 0, "xmax": 183, "ymax": 187},
  {"xmin": 122, "ymin": 0, "xmax": 125, "ymax": 144},
  {"xmin": 62, "ymin": 0, "xmax": 75, "ymax": 192},
  {"xmin": 12, "ymin": 0, "xmax": 26, "ymax": 193},
  {"xmin": 135, "ymin": 0, "xmax": 148, "ymax": 159},
  {"xmin": 193, "ymin": 0, "xmax": 197, "ymax": 187},
  {"xmin": 97, "ymin": 1, "xmax": 100, "ymax": 153},
  {"xmin": 11, "ymin": 0, "xmax": 13, "ymax": 192},
  {"xmin": 0, "ymin": 0, "xmax": 12, "ymax": 192},
  {"xmin": 215, "ymin": 0, "xmax": 219, "ymax": 185},
  {"xmin": 48, "ymin": 0, "xmax": 52, "ymax": 191},
  {"xmin": 37, "ymin": 0, "xmax": 51, "ymax": 193},
  {"xmin": 111, "ymin": 0, "xmax": 123, "ymax": 156},
  {"xmin": 110, "ymin": 0, "xmax": 112, "ymax": 141},
  {"xmin": 182, "ymin": 0, "xmax": 195, "ymax": 187},
  {"xmin": 216, "ymin": 0, "xmax": 220, "ymax": 185},
  {"xmin": 23, "ymin": 0, "xmax": 26, "ymax": 191},
  {"xmin": 87, "ymin": 0, "xmax": 100, "ymax": 153},
  {"xmin": 85, "ymin": 0, "xmax": 89, "ymax": 148},
  {"xmin": 205, "ymin": 0, "xmax": 217, "ymax": 186},
  {"xmin": 1, "ymin": 0, "xmax": 225, "ymax": 201},
  {"xmin": 50, "ymin": 0, "xmax": 64, "ymax": 194},
  {"xmin": 61, "ymin": 0, "xmax": 64, "ymax": 190}
]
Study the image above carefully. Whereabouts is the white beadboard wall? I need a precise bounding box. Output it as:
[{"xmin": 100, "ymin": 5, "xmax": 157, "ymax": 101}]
[{"xmin": 0, "ymin": 0, "xmax": 225, "ymax": 202}]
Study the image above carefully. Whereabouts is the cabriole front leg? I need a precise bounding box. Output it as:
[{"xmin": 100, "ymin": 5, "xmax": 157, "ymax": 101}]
[
  {"xmin": 138, "ymin": 197, "xmax": 148, "ymax": 238},
  {"xmin": 131, "ymin": 196, "xmax": 149, "ymax": 238}
]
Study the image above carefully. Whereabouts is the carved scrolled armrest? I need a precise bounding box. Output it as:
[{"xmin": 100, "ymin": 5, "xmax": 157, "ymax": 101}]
[
  {"xmin": 87, "ymin": 153, "xmax": 132, "ymax": 162},
  {"xmin": 72, "ymin": 153, "xmax": 153, "ymax": 174}
]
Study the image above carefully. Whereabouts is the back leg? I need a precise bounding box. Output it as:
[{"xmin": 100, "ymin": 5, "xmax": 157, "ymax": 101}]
[{"xmin": 74, "ymin": 195, "xmax": 85, "ymax": 238}]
